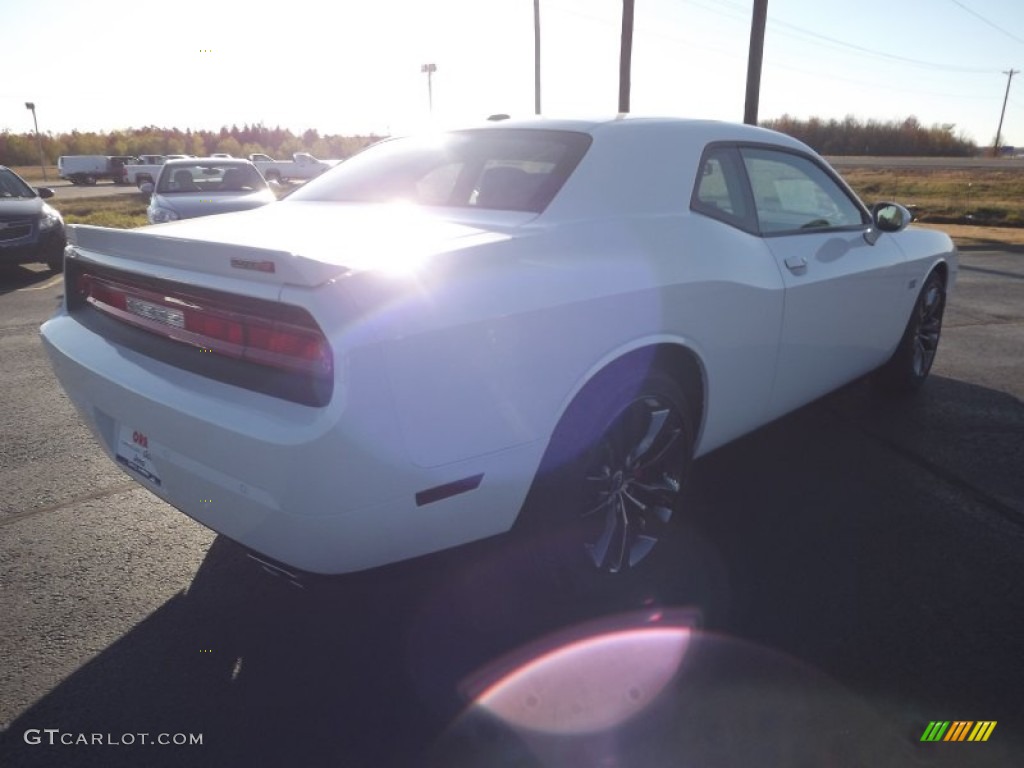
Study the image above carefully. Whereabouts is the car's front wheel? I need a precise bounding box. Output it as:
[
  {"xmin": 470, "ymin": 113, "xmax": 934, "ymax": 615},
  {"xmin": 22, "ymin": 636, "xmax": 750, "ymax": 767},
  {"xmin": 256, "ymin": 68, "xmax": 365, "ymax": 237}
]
[
  {"xmin": 521, "ymin": 365, "xmax": 696, "ymax": 599},
  {"xmin": 877, "ymin": 270, "xmax": 946, "ymax": 393}
]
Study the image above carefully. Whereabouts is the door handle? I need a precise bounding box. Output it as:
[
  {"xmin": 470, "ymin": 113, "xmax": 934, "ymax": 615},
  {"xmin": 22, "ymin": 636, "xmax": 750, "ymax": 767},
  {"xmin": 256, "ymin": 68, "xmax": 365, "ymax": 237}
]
[{"xmin": 784, "ymin": 256, "xmax": 807, "ymax": 272}]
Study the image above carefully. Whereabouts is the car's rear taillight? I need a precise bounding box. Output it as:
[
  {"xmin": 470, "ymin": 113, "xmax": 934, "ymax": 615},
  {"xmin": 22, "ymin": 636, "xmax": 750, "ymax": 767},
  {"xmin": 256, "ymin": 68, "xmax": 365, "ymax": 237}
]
[{"xmin": 74, "ymin": 272, "xmax": 332, "ymax": 379}]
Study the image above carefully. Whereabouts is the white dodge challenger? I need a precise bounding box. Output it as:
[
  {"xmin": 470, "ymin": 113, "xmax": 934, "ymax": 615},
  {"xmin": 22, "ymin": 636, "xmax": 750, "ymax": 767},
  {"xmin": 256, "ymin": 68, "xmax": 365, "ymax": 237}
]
[{"xmin": 41, "ymin": 117, "xmax": 956, "ymax": 582}]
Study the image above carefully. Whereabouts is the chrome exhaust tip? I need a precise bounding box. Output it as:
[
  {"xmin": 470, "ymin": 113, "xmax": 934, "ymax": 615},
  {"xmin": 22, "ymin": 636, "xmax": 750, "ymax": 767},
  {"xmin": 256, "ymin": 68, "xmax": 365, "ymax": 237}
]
[{"xmin": 245, "ymin": 551, "xmax": 306, "ymax": 589}]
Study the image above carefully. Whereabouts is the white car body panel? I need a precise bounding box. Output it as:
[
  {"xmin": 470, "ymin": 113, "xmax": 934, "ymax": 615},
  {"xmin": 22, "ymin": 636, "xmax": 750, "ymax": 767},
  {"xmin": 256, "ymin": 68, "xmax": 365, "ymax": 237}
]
[
  {"xmin": 41, "ymin": 117, "xmax": 957, "ymax": 575},
  {"xmin": 763, "ymin": 229, "xmax": 908, "ymax": 416}
]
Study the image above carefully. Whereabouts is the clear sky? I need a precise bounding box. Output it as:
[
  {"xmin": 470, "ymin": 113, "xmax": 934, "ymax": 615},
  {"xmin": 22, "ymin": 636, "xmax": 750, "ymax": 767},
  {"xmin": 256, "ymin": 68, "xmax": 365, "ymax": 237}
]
[{"xmin": 3, "ymin": 0, "xmax": 1024, "ymax": 148}]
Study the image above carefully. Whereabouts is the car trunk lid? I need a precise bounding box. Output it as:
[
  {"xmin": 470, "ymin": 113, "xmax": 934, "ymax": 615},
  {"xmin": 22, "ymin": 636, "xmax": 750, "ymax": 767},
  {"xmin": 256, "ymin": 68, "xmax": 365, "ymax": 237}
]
[{"xmin": 69, "ymin": 201, "xmax": 527, "ymax": 288}]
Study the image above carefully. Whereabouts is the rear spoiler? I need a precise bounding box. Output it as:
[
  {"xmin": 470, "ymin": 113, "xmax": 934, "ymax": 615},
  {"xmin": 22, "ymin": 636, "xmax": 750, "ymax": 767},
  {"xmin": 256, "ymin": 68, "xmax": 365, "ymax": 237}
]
[{"xmin": 69, "ymin": 225, "xmax": 351, "ymax": 288}]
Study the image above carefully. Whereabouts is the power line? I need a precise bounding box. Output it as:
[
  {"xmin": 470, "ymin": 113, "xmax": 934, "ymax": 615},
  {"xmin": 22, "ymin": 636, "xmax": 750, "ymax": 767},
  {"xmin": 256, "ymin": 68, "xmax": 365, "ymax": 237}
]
[
  {"xmin": 770, "ymin": 16, "xmax": 996, "ymax": 74},
  {"xmin": 766, "ymin": 58, "xmax": 993, "ymax": 102},
  {"xmin": 685, "ymin": 0, "xmax": 998, "ymax": 74},
  {"xmin": 949, "ymin": 0, "xmax": 1024, "ymax": 47}
]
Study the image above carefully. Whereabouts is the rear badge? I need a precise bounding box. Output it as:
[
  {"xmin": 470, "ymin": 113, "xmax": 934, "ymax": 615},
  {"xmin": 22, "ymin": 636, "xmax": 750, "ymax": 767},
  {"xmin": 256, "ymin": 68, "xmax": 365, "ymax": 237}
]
[
  {"xmin": 126, "ymin": 296, "xmax": 185, "ymax": 328},
  {"xmin": 230, "ymin": 258, "xmax": 276, "ymax": 273}
]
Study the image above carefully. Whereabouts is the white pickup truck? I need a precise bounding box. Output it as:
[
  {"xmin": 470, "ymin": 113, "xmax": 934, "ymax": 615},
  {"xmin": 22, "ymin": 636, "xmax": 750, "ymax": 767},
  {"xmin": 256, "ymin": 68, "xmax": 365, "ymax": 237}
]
[
  {"xmin": 249, "ymin": 153, "xmax": 337, "ymax": 183},
  {"xmin": 57, "ymin": 155, "xmax": 136, "ymax": 185},
  {"xmin": 122, "ymin": 155, "xmax": 191, "ymax": 189}
]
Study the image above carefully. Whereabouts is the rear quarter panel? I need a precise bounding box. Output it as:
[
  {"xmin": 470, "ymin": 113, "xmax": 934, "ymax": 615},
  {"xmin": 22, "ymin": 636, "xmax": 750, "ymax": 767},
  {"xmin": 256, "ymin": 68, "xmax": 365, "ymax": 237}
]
[{"xmin": 333, "ymin": 212, "xmax": 784, "ymax": 469}]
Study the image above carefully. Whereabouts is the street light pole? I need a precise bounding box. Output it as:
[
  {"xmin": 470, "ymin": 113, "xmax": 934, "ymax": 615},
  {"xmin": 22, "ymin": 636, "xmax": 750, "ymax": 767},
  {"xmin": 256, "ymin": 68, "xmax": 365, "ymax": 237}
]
[
  {"xmin": 24, "ymin": 102, "xmax": 47, "ymax": 182},
  {"xmin": 421, "ymin": 63, "xmax": 437, "ymax": 114},
  {"xmin": 534, "ymin": 0, "xmax": 541, "ymax": 114}
]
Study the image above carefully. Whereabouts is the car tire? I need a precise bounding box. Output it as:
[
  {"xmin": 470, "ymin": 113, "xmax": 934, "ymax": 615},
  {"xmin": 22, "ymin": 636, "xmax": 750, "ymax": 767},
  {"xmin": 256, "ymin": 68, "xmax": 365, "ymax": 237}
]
[
  {"xmin": 46, "ymin": 254, "xmax": 64, "ymax": 273},
  {"xmin": 519, "ymin": 363, "xmax": 696, "ymax": 602},
  {"xmin": 84, "ymin": 175, "xmax": 97, "ymax": 186},
  {"xmin": 876, "ymin": 270, "xmax": 946, "ymax": 393}
]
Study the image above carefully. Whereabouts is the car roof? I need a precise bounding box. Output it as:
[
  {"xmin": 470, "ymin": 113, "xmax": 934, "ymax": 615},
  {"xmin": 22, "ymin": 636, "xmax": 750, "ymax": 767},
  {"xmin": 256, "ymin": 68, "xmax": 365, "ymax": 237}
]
[
  {"xmin": 162, "ymin": 157, "xmax": 257, "ymax": 166},
  {"xmin": 466, "ymin": 114, "xmax": 810, "ymax": 152}
]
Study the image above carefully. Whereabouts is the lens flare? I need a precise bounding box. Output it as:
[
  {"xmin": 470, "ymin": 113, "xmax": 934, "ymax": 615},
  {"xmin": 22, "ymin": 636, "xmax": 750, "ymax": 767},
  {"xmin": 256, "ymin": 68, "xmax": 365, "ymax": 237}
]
[{"xmin": 469, "ymin": 617, "xmax": 693, "ymax": 735}]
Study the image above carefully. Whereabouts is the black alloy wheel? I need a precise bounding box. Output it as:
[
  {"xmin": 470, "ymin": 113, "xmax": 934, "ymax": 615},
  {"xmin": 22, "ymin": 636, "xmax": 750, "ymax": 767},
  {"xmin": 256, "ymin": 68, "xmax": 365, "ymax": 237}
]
[
  {"xmin": 579, "ymin": 393, "xmax": 688, "ymax": 574},
  {"xmin": 522, "ymin": 367, "xmax": 696, "ymax": 597},
  {"xmin": 878, "ymin": 270, "xmax": 947, "ymax": 393}
]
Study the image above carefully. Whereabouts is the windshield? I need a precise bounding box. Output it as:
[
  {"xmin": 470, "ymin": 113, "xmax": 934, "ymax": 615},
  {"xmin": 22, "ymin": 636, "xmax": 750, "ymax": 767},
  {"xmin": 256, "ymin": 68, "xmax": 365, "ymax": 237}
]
[
  {"xmin": 0, "ymin": 169, "xmax": 36, "ymax": 199},
  {"xmin": 157, "ymin": 163, "xmax": 268, "ymax": 194},
  {"xmin": 289, "ymin": 129, "xmax": 591, "ymax": 213}
]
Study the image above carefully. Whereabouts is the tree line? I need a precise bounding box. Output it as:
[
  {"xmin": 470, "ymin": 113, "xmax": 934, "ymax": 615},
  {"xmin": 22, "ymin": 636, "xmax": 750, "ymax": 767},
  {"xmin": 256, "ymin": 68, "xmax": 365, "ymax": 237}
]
[
  {"xmin": 760, "ymin": 115, "xmax": 977, "ymax": 156},
  {"xmin": 0, "ymin": 124, "xmax": 383, "ymax": 166},
  {"xmin": 2, "ymin": 115, "xmax": 981, "ymax": 165}
]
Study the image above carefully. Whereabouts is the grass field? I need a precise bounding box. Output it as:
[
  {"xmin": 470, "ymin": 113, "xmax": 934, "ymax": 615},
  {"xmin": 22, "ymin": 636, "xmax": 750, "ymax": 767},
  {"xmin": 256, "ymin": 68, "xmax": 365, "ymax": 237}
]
[
  {"xmin": 841, "ymin": 167, "xmax": 1024, "ymax": 226},
  {"xmin": 55, "ymin": 197, "xmax": 149, "ymax": 229}
]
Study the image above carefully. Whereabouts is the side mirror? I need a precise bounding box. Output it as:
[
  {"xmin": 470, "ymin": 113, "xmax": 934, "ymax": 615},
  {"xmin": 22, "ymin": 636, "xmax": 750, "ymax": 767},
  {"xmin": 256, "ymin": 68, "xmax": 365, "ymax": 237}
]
[
  {"xmin": 140, "ymin": 182, "xmax": 154, "ymax": 196},
  {"xmin": 873, "ymin": 202, "xmax": 913, "ymax": 231},
  {"xmin": 864, "ymin": 202, "xmax": 912, "ymax": 245},
  {"xmin": 36, "ymin": 187, "xmax": 55, "ymax": 199}
]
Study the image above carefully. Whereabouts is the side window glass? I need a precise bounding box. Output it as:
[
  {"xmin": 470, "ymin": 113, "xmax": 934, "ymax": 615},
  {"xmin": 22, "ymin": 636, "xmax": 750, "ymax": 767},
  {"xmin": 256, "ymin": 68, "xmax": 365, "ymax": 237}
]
[
  {"xmin": 691, "ymin": 146, "xmax": 752, "ymax": 231},
  {"xmin": 740, "ymin": 148, "xmax": 866, "ymax": 234}
]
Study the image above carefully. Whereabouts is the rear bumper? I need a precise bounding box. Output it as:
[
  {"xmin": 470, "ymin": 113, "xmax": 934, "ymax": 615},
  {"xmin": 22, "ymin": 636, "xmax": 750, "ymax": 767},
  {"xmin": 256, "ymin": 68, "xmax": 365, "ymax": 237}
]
[{"xmin": 40, "ymin": 308, "xmax": 539, "ymax": 574}]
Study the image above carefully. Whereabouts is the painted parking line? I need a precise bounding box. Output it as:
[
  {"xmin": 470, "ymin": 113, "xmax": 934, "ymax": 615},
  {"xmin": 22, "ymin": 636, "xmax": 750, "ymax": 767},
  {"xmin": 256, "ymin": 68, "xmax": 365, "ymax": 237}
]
[{"xmin": 17, "ymin": 274, "xmax": 63, "ymax": 292}]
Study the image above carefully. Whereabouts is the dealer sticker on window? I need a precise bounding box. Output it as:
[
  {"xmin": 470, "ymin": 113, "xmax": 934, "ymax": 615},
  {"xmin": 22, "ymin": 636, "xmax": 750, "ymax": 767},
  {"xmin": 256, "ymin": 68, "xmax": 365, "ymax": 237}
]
[{"xmin": 115, "ymin": 425, "xmax": 162, "ymax": 487}]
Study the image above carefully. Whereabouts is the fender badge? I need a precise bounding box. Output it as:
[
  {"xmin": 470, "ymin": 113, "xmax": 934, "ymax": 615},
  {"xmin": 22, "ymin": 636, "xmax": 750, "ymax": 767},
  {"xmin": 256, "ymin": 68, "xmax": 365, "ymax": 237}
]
[{"xmin": 230, "ymin": 258, "xmax": 276, "ymax": 273}]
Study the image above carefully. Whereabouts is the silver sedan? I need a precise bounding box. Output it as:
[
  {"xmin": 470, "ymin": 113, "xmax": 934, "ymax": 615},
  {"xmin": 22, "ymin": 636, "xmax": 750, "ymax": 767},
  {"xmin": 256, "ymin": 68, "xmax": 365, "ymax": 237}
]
[{"xmin": 145, "ymin": 158, "xmax": 276, "ymax": 224}]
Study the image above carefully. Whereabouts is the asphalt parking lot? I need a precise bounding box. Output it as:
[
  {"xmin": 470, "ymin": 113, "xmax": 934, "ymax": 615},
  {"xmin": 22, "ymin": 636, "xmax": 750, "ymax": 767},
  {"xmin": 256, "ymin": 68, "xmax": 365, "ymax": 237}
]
[{"xmin": 0, "ymin": 247, "xmax": 1021, "ymax": 767}]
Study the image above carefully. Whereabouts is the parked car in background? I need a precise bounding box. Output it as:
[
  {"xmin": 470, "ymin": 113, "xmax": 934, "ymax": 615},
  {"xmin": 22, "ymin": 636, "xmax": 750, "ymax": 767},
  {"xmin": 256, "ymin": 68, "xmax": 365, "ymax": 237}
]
[
  {"xmin": 57, "ymin": 155, "xmax": 135, "ymax": 186},
  {"xmin": 0, "ymin": 165, "xmax": 66, "ymax": 271},
  {"xmin": 42, "ymin": 117, "xmax": 955, "ymax": 586},
  {"xmin": 122, "ymin": 155, "xmax": 192, "ymax": 189},
  {"xmin": 249, "ymin": 152, "xmax": 337, "ymax": 183},
  {"xmin": 144, "ymin": 158, "xmax": 276, "ymax": 224}
]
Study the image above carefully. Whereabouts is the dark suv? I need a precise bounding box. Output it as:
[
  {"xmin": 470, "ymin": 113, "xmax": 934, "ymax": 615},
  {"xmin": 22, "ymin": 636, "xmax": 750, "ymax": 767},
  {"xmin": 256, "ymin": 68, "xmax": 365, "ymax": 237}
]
[{"xmin": 0, "ymin": 166, "xmax": 66, "ymax": 272}]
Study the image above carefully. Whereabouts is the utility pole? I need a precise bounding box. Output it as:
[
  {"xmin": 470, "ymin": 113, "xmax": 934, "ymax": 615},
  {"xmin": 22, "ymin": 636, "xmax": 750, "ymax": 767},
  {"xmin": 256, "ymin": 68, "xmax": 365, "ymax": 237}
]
[
  {"xmin": 744, "ymin": 0, "xmax": 768, "ymax": 125},
  {"xmin": 534, "ymin": 0, "xmax": 541, "ymax": 114},
  {"xmin": 618, "ymin": 0, "xmax": 635, "ymax": 113},
  {"xmin": 24, "ymin": 102, "xmax": 47, "ymax": 182},
  {"xmin": 421, "ymin": 63, "xmax": 437, "ymax": 114},
  {"xmin": 993, "ymin": 68, "xmax": 1018, "ymax": 157}
]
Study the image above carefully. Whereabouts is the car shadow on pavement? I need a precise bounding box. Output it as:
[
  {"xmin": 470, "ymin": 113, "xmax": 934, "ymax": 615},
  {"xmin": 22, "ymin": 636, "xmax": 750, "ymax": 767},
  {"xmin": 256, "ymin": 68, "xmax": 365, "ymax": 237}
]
[
  {"xmin": 1, "ymin": 376, "xmax": 1022, "ymax": 768},
  {"xmin": 0, "ymin": 264, "xmax": 60, "ymax": 297}
]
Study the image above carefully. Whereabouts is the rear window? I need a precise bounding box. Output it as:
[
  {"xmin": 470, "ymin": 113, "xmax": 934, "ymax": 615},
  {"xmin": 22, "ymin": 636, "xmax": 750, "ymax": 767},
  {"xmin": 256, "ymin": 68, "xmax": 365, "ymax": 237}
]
[
  {"xmin": 289, "ymin": 129, "xmax": 592, "ymax": 213},
  {"xmin": 157, "ymin": 163, "xmax": 267, "ymax": 194}
]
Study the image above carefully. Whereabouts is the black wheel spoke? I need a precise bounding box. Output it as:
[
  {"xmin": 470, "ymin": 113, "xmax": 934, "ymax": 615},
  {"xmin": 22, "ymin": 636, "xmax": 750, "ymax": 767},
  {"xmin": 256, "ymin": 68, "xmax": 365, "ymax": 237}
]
[
  {"xmin": 582, "ymin": 493, "xmax": 613, "ymax": 519},
  {"xmin": 586, "ymin": 496, "xmax": 631, "ymax": 573},
  {"xmin": 628, "ymin": 405, "xmax": 670, "ymax": 465},
  {"xmin": 632, "ymin": 427, "xmax": 683, "ymax": 474},
  {"xmin": 578, "ymin": 398, "xmax": 687, "ymax": 574},
  {"xmin": 585, "ymin": 502, "xmax": 618, "ymax": 570}
]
